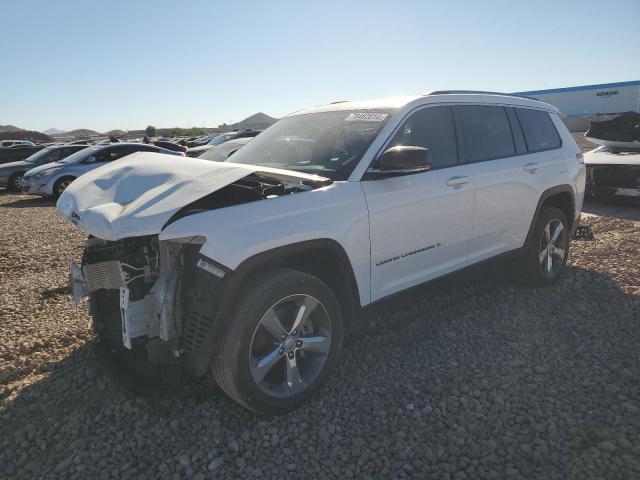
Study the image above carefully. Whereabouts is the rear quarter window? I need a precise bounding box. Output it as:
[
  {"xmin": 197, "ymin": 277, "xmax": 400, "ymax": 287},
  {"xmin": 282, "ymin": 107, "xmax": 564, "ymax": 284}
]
[{"xmin": 515, "ymin": 108, "xmax": 562, "ymax": 152}]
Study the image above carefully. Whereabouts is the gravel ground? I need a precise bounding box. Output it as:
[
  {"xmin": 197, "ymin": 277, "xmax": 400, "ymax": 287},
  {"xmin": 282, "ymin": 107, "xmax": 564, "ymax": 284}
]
[{"xmin": 1, "ymin": 186, "xmax": 639, "ymax": 479}]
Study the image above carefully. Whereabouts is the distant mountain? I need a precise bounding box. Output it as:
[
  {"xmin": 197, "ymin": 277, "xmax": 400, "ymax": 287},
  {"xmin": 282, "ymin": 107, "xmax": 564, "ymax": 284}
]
[
  {"xmin": 0, "ymin": 130, "xmax": 53, "ymax": 142},
  {"xmin": 52, "ymin": 128, "xmax": 100, "ymax": 138},
  {"xmin": 0, "ymin": 125, "xmax": 24, "ymax": 133},
  {"xmin": 104, "ymin": 129, "xmax": 126, "ymax": 136},
  {"xmin": 43, "ymin": 128, "xmax": 66, "ymax": 135}
]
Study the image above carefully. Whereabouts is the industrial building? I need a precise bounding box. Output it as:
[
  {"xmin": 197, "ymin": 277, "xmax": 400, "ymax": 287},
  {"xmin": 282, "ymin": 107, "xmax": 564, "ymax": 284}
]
[{"xmin": 514, "ymin": 80, "xmax": 640, "ymax": 131}]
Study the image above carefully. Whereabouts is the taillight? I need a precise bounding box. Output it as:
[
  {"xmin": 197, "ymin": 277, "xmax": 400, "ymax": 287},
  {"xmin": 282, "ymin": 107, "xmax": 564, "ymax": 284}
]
[{"xmin": 576, "ymin": 153, "xmax": 584, "ymax": 165}]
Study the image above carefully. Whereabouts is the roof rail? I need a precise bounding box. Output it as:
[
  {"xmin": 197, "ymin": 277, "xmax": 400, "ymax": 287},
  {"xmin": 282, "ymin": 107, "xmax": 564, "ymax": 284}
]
[{"xmin": 423, "ymin": 90, "xmax": 538, "ymax": 100}]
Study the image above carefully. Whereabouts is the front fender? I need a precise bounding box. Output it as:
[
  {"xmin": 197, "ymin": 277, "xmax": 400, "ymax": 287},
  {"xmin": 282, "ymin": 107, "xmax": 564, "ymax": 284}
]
[{"xmin": 159, "ymin": 181, "xmax": 372, "ymax": 305}]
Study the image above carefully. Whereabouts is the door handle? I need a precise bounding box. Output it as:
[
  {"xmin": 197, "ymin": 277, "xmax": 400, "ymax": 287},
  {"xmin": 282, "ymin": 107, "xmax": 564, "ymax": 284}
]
[
  {"xmin": 445, "ymin": 176, "xmax": 470, "ymax": 187},
  {"xmin": 523, "ymin": 162, "xmax": 539, "ymax": 173}
]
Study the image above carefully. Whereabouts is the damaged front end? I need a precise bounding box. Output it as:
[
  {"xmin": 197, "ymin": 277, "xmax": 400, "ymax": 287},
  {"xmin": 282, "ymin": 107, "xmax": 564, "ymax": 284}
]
[
  {"xmin": 72, "ymin": 234, "xmax": 226, "ymax": 375},
  {"xmin": 60, "ymin": 154, "xmax": 333, "ymax": 377}
]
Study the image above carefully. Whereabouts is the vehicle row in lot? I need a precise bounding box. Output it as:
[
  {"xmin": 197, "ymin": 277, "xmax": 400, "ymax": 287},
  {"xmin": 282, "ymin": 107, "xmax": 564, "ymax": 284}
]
[
  {"xmin": 186, "ymin": 129, "xmax": 261, "ymax": 157},
  {"xmin": 59, "ymin": 91, "xmax": 585, "ymax": 414},
  {"xmin": 20, "ymin": 143, "xmax": 183, "ymax": 199},
  {"xmin": 0, "ymin": 144, "xmax": 89, "ymax": 191},
  {"xmin": 0, "ymin": 143, "xmax": 46, "ymax": 165},
  {"xmin": 1, "ymin": 132, "xmax": 258, "ymax": 198}
]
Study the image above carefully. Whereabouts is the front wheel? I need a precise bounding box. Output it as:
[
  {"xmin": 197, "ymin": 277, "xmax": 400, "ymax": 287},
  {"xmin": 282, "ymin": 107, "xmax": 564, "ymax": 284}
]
[
  {"xmin": 520, "ymin": 206, "xmax": 570, "ymax": 285},
  {"xmin": 211, "ymin": 268, "xmax": 343, "ymax": 414},
  {"xmin": 8, "ymin": 172, "xmax": 24, "ymax": 192},
  {"xmin": 52, "ymin": 176, "xmax": 75, "ymax": 200}
]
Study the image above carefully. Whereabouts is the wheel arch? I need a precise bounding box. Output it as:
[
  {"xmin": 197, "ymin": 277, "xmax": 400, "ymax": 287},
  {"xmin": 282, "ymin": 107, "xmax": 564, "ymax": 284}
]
[
  {"xmin": 217, "ymin": 239, "xmax": 361, "ymax": 325},
  {"xmin": 180, "ymin": 239, "xmax": 361, "ymax": 378},
  {"xmin": 524, "ymin": 185, "xmax": 575, "ymax": 249},
  {"xmin": 7, "ymin": 171, "xmax": 26, "ymax": 191}
]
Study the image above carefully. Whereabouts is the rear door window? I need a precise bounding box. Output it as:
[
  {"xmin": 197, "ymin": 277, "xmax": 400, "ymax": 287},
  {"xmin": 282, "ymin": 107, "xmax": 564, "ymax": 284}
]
[
  {"xmin": 455, "ymin": 106, "xmax": 515, "ymax": 162},
  {"xmin": 515, "ymin": 108, "xmax": 562, "ymax": 152},
  {"xmin": 388, "ymin": 106, "xmax": 458, "ymax": 170}
]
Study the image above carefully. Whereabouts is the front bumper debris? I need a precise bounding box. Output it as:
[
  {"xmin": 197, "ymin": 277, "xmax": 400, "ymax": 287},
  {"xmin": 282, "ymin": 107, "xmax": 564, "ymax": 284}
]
[{"xmin": 69, "ymin": 260, "xmax": 89, "ymax": 307}]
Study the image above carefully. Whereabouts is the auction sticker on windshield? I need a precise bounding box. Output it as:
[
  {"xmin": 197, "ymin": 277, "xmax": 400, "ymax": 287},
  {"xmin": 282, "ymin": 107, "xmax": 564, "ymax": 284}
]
[{"xmin": 344, "ymin": 112, "xmax": 389, "ymax": 122}]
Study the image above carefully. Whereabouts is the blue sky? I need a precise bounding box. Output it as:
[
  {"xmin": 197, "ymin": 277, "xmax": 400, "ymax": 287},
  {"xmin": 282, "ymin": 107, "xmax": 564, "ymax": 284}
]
[{"xmin": 1, "ymin": 0, "xmax": 638, "ymax": 133}]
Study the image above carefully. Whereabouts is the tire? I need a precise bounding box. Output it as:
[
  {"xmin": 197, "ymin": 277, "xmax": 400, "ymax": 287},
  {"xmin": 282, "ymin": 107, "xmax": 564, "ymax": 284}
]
[
  {"xmin": 7, "ymin": 172, "xmax": 24, "ymax": 192},
  {"xmin": 520, "ymin": 206, "xmax": 570, "ymax": 286},
  {"xmin": 211, "ymin": 268, "xmax": 344, "ymax": 414},
  {"xmin": 52, "ymin": 176, "xmax": 75, "ymax": 200}
]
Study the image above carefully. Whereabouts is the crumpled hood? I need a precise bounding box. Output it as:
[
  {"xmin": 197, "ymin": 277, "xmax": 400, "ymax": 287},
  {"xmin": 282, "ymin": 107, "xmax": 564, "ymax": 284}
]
[{"xmin": 56, "ymin": 151, "xmax": 329, "ymax": 241}]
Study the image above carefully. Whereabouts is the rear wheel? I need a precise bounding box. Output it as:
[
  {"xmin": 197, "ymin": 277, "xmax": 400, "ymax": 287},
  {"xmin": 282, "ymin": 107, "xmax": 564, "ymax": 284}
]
[
  {"xmin": 211, "ymin": 268, "xmax": 343, "ymax": 414},
  {"xmin": 7, "ymin": 172, "xmax": 24, "ymax": 192},
  {"xmin": 520, "ymin": 206, "xmax": 570, "ymax": 285},
  {"xmin": 53, "ymin": 176, "xmax": 75, "ymax": 199}
]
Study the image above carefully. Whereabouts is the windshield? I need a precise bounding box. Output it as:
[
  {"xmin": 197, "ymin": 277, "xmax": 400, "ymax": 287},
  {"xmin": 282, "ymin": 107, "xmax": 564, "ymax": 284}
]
[
  {"xmin": 23, "ymin": 148, "xmax": 53, "ymax": 163},
  {"xmin": 57, "ymin": 146, "xmax": 98, "ymax": 164},
  {"xmin": 225, "ymin": 110, "xmax": 393, "ymax": 180}
]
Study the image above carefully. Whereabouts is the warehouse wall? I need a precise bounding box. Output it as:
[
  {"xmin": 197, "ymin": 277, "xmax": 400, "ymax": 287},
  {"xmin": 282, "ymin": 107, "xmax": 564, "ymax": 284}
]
[{"xmin": 530, "ymin": 85, "xmax": 640, "ymax": 117}]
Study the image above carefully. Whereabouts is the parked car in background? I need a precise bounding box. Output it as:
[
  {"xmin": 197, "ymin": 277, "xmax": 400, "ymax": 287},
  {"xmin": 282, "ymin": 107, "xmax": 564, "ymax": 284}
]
[
  {"xmin": 153, "ymin": 140, "xmax": 188, "ymax": 153},
  {"xmin": 196, "ymin": 136, "xmax": 253, "ymax": 161},
  {"xmin": 0, "ymin": 144, "xmax": 89, "ymax": 191},
  {"xmin": 0, "ymin": 144, "xmax": 46, "ymax": 165},
  {"xmin": 58, "ymin": 91, "xmax": 584, "ymax": 413},
  {"xmin": 584, "ymin": 146, "xmax": 640, "ymax": 200},
  {"xmin": 186, "ymin": 130, "xmax": 261, "ymax": 157},
  {"xmin": 0, "ymin": 140, "xmax": 35, "ymax": 148},
  {"xmin": 22, "ymin": 143, "xmax": 183, "ymax": 199}
]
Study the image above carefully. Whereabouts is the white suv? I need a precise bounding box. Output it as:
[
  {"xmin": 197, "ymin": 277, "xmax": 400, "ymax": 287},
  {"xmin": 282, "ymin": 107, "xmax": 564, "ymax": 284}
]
[{"xmin": 58, "ymin": 91, "xmax": 585, "ymax": 413}]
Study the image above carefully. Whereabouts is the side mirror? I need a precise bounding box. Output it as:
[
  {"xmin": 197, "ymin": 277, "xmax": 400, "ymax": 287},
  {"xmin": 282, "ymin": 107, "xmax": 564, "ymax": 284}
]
[
  {"xmin": 85, "ymin": 156, "xmax": 96, "ymax": 164},
  {"xmin": 367, "ymin": 146, "xmax": 430, "ymax": 179}
]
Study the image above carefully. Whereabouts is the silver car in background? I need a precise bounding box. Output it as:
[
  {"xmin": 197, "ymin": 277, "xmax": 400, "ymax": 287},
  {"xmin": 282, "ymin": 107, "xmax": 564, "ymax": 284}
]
[
  {"xmin": 0, "ymin": 144, "xmax": 89, "ymax": 191},
  {"xmin": 22, "ymin": 143, "xmax": 184, "ymax": 199}
]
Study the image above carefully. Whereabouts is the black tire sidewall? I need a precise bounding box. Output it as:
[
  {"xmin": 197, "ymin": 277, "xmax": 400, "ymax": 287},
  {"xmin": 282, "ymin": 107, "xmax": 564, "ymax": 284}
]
[
  {"xmin": 53, "ymin": 176, "xmax": 74, "ymax": 200},
  {"xmin": 524, "ymin": 206, "xmax": 570, "ymax": 285},
  {"xmin": 8, "ymin": 172, "xmax": 24, "ymax": 192},
  {"xmin": 213, "ymin": 269, "xmax": 343, "ymax": 414}
]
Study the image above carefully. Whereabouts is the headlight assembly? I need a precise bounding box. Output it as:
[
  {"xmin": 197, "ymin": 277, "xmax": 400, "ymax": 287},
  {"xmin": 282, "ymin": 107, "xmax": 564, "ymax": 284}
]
[{"xmin": 34, "ymin": 167, "xmax": 61, "ymax": 179}]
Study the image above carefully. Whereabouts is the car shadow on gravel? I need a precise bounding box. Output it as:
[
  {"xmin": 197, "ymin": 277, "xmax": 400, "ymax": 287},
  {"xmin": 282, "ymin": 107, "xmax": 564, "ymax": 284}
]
[
  {"xmin": 0, "ymin": 196, "xmax": 55, "ymax": 209},
  {"xmin": 39, "ymin": 285, "xmax": 71, "ymax": 300}
]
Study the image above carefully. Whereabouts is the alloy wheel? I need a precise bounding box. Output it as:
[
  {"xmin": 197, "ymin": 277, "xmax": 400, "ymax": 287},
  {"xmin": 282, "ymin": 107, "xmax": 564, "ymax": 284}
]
[
  {"xmin": 11, "ymin": 174, "xmax": 23, "ymax": 190},
  {"xmin": 539, "ymin": 219, "xmax": 567, "ymax": 277},
  {"xmin": 58, "ymin": 179, "xmax": 72, "ymax": 195},
  {"xmin": 249, "ymin": 294, "xmax": 331, "ymax": 397}
]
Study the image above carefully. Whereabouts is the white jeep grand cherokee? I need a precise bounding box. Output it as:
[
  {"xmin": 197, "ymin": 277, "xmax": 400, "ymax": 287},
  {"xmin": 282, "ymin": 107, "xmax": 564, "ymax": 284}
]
[{"xmin": 58, "ymin": 91, "xmax": 585, "ymax": 413}]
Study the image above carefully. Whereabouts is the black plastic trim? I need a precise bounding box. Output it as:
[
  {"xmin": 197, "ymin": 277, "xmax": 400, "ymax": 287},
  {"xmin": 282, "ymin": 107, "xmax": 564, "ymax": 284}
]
[{"xmin": 523, "ymin": 184, "xmax": 576, "ymax": 246}]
